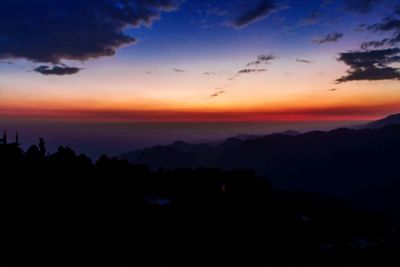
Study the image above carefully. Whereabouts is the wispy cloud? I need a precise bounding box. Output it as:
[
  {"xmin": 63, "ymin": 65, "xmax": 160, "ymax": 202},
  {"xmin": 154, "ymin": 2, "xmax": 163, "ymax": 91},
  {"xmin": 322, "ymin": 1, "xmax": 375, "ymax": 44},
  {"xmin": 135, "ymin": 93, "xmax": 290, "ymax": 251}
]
[
  {"xmin": 34, "ymin": 65, "xmax": 81, "ymax": 76},
  {"xmin": 204, "ymin": 72, "xmax": 217, "ymax": 75},
  {"xmin": 238, "ymin": 69, "xmax": 267, "ymax": 74},
  {"xmin": 246, "ymin": 54, "xmax": 277, "ymax": 66},
  {"xmin": 231, "ymin": 1, "xmax": 288, "ymax": 28},
  {"xmin": 298, "ymin": 11, "xmax": 320, "ymax": 26},
  {"xmin": 313, "ymin": 32, "xmax": 343, "ymax": 44},
  {"xmin": 296, "ymin": 59, "xmax": 313, "ymax": 63},
  {"xmin": 361, "ymin": 12, "xmax": 400, "ymax": 50},
  {"xmin": 209, "ymin": 90, "xmax": 226, "ymax": 98},
  {"xmin": 174, "ymin": 69, "xmax": 185, "ymax": 73},
  {"xmin": 231, "ymin": 54, "xmax": 277, "ymax": 77},
  {"xmin": 339, "ymin": 7, "xmax": 400, "ymax": 83}
]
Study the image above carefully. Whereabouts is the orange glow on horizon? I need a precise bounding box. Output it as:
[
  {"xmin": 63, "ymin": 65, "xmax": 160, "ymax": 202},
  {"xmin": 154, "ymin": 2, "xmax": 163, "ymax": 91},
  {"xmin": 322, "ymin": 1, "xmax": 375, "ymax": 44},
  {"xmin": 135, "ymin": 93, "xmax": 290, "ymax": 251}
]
[
  {"xmin": 1, "ymin": 101, "xmax": 400, "ymax": 123},
  {"xmin": 1, "ymin": 54, "xmax": 400, "ymax": 124}
]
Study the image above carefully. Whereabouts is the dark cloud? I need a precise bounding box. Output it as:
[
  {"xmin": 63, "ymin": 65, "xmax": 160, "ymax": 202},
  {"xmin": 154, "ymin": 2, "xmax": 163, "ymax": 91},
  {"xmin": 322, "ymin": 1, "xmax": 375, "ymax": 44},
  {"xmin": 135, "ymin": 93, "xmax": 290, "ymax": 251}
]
[
  {"xmin": 361, "ymin": 15, "xmax": 400, "ymax": 49},
  {"xmin": 209, "ymin": 90, "xmax": 226, "ymax": 98},
  {"xmin": 336, "ymin": 48, "xmax": 400, "ymax": 83},
  {"xmin": 0, "ymin": 0, "xmax": 179, "ymax": 65},
  {"xmin": 361, "ymin": 39, "xmax": 390, "ymax": 50},
  {"xmin": 247, "ymin": 54, "xmax": 277, "ymax": 66},
  {"xmin": 34, "ymin": 65, "xmax": 81, "ymax": 76},
  {"xmin": 204, "ymin": 72, "xmax": 216, "ymax": 75},
  {"xmin": 337, "ymin": 66, "xmax": 400, "ymax": 82},
  {"xmin": 368, "ymin": 17, "xmax": 400, "ymax": 32},
  {"xmin": 313, "ymin": 32, "xmax": 343, "ymax": 44},
  {"xmin": 298, "ymin": 11, "xmax": 320, "ymax": 26},
  {"xmin": 296, "ymin": 59, "xmax": 313, "ymax": 63},
  {"xmin": 238, "ymin": 69, "xmax": 267, "ymax": 74},
  {"xmin": 234, "ymin": 54, "xmax": 275, "ymax": 76},
  {"xmin": 231, "ymin": 1, "xmax": 286, "ymax": 28},
  {"xmin": 345, "ymin": 0, "xmax": 382, "ymax": 13},
  {"xmin": 174, "ymin": 69, "xmax": 185, "ymax": 73},
  {"xmin": 329, "ymin": 88, "xmax": 338, "ymax": 91}
]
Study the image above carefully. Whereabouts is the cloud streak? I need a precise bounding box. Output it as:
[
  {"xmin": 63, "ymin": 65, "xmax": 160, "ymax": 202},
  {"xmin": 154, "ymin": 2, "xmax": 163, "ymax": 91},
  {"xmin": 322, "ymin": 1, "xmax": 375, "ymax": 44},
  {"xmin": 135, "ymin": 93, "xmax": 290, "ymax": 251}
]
[
  {"xmin": 204, "ymin": 72, "xmax": 216, "ymax": 75},
  {"xmin": 246, "ymin": 54, "xmax": 277, "ymax": 66},
  {"xmin": 231, "ymin": 1, "xmax": 286, "ymax": 28},
  {"xmin": 361, "ymin": 14, "xmax": 400, "ymax": 49},
  {"xmin": 296, "ymin": 59, "xmax": 313, "ymax": 63},
  {"xmin": 313, "ymin": 32, "xmax": 343, "ymax": 44},
  {"xmin": 174, "ymin": 69, "xmax": 185, "ymax": 73},
  {"xmin": 238, "ymin": 69, "xmax": 267, "ymax": 74},
  {"xmin": 338, "ymin": 6, "xmax": 400, "ymax": 83},
  {"xmin": 209, "ymin": 90, "xmax": 226, "ymax": 98},
  {"xmin": 298, "ymin": 11, "xmax": 320, "ymax": 26},
  {"xmin": 34, "ymin": 65, "xmax": 81, "ymax": 76}
]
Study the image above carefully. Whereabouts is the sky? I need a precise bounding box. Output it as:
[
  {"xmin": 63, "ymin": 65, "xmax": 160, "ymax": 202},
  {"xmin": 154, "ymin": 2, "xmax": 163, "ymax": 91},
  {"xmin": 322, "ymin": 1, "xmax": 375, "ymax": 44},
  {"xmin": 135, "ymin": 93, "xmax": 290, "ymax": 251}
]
[{"xmin": 0, "ymin": 0, "xmax": 400, "ymax": 157}]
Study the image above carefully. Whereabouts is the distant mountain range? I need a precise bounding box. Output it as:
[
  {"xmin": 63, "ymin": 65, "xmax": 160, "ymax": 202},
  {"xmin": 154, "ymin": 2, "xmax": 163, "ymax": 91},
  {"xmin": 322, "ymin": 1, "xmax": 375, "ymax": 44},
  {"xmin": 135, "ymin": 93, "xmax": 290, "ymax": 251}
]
[
  {"xmin": 120, "ymin": 113, "xmax": 400, "ymax": 218},
  {"xmin": 120, "ymin": 129, "xmax": 302, "ymax": 170},
  {"xmin": 121, "ymin": 114, "xmax": 399, "ymax": 169},
  {"xmin": 358, "ymin": 113, "xmax": 400, "ymax": 129}
]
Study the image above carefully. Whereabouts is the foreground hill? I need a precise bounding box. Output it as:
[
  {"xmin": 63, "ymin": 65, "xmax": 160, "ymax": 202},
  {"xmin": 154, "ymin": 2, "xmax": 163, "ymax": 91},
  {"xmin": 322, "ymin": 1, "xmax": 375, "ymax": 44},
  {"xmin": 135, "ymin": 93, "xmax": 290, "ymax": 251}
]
[
  {"xmin": 0, "ymin": 143, "xmax": 399, "ymax": 266},
  {"xmin": 121, "ymin": 121, "xmax": 400, "ymax": 217}
]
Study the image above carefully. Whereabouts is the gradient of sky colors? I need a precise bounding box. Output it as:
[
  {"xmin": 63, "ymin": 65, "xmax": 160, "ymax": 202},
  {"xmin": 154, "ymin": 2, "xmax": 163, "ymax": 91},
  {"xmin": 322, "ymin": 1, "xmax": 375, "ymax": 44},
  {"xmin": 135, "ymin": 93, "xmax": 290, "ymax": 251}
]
[
  {"xmin": 0, "ymin": 0, "xmax": 400, "ymax": 156},
  {"xmin": 1, "ymin": 0, "xmax": 400, "ymax": 121}
]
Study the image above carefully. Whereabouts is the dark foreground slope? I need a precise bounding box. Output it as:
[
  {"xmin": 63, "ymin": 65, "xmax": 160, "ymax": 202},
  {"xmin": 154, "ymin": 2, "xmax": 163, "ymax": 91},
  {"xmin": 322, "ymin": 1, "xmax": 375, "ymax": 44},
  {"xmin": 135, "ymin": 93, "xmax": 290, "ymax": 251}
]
[
  {"xmin": 121, "ymin": 123, "xmax": 400, "ymax": 216},
  {"xmin": 1, "ymin": 144, "xmax": 399, "ymax": 266}
]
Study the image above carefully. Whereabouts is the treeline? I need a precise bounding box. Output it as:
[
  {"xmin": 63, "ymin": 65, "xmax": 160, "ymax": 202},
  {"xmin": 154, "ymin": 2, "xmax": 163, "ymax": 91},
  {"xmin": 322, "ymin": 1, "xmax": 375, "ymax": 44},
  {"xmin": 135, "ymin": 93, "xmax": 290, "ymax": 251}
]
[{"xmin": 0, "ymin": 142, "xmax": 399, "ymax": 266}]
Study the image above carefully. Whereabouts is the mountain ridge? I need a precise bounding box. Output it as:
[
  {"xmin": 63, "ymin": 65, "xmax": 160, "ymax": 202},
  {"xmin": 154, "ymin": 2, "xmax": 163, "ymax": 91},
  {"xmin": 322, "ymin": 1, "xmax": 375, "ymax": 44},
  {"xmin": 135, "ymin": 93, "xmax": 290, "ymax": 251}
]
[
  {"xmin": 359, "ymin": 113, "xmax": 400, "ymax": 129},
  {"xmin": 120, "ymin": 114, "xmax": 400, "ymax": 217}
]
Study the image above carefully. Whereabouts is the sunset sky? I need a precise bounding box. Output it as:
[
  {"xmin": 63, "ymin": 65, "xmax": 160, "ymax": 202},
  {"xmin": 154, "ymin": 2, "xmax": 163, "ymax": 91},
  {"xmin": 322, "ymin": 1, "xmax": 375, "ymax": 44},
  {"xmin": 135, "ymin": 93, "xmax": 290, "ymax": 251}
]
[{"xmin": 0, "ymin": 0, "xmax": 400, "ymax": 156}]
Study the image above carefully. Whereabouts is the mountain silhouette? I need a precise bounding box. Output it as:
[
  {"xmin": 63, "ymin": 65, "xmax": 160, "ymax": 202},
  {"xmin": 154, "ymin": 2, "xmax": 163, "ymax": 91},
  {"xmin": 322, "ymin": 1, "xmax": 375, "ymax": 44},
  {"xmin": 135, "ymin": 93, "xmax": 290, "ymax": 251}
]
[
  {"xmin": 360, "ymin": 113, "xmax": 400, "ymax": 129},
  {"xmin": 121, "ymin": 114, "xmax": 400, "ymax": 218},
  {"xmin": 232, "ymin": 130, "xmax": 300, "ymax": 141},
  {"xmin": 1, "ymin": 136, "xmax": 399, "ymax": 266}
]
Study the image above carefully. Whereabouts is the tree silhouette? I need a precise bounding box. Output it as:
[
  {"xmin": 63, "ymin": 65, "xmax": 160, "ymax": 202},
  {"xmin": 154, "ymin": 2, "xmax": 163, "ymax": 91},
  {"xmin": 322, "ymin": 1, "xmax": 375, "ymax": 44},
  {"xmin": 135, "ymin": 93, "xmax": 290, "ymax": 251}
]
[{"xmin": 0, "ymin": 137, "xmax": 398, "ymax": 267}]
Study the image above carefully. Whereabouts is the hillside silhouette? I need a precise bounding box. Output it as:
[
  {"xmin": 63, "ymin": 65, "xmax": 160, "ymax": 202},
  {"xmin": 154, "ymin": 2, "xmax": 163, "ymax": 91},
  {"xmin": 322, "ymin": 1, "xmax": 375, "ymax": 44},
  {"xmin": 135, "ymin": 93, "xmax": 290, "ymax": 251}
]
[
  {"xmin": 359, "ymin": 113, "xmax": 400, "ymax": 129},
  {"xmin": 1, "ymin": 134, "xmax": 399, "ymax": 266},
  {"xmin": 121, "ymin": 116, "xmax": 400, "ymax": 219}
]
